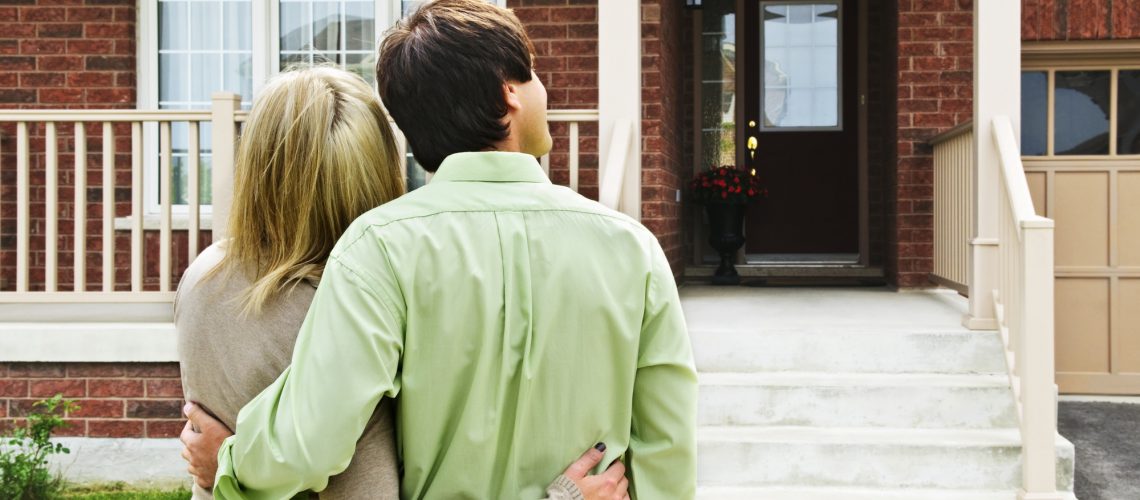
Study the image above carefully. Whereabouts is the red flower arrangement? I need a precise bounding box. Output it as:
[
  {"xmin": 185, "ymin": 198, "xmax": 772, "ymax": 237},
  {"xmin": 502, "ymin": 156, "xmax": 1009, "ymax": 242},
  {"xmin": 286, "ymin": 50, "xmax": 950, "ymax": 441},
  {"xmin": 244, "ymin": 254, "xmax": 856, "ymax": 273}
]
[{"xmin": 689, "ymin": 165, "xmax": 767, "ymax": 204}]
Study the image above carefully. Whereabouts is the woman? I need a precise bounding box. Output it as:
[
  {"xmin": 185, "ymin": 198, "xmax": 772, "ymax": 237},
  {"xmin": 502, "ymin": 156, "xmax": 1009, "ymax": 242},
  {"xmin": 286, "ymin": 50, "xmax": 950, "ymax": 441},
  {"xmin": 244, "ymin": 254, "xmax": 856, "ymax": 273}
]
[{"xmin": 175, "ymin": 67, "xmax": 626, "ymax": 499}]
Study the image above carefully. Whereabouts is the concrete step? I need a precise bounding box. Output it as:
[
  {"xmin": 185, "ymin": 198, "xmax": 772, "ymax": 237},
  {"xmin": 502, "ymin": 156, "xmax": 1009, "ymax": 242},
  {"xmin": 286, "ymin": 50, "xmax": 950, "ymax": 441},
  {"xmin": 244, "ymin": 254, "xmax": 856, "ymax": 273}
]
[
  {"xmin": 696, "ymin": 486, "xmax": 1019, "ymax": 499},
  {"xmin": 690, "ymin": 328, "xmax": 1006, "ymax": 374},
  {"xmin": 697, "ymin": 426, "xmax": 1075, "ymax": 491},
  {"xmin": 698, "ymin": 372, "xmax": 1018, "ymax": 428}
]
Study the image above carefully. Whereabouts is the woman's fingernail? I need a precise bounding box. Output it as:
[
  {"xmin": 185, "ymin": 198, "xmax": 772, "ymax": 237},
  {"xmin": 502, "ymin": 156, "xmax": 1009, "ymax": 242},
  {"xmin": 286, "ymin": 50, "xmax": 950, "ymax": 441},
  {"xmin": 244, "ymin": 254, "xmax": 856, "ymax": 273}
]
[{"xmin": 594, "ymin": 442, "xmax": 606, "ymax": 452}]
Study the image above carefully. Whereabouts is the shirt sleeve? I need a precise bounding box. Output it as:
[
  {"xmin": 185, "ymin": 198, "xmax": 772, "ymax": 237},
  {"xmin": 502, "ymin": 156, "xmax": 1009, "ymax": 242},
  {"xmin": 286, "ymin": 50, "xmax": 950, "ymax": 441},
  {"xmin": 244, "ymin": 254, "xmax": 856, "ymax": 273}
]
[
  {"xmin": 212, "ymin": 249, "xmax": 405, "ymax": 500},
  {"xmin": 626, "ymin": 242, "xmax": 698, "ymax": 500}
]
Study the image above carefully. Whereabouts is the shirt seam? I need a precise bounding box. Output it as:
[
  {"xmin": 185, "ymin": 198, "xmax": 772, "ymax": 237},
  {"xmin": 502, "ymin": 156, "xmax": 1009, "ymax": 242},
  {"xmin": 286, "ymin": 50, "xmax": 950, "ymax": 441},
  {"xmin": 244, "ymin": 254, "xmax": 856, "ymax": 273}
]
[{"xmin": 334, "ymin": 208, "xmax": 646, "ymax": 257}]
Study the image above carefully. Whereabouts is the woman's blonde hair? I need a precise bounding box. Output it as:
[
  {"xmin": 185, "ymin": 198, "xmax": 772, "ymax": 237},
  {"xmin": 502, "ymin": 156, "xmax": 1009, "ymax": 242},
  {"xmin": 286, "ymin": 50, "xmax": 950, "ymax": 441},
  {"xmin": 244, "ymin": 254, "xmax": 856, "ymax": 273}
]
[{"xmin": 223, "ymin": 66, "xmax": 404, "ymax": 314}]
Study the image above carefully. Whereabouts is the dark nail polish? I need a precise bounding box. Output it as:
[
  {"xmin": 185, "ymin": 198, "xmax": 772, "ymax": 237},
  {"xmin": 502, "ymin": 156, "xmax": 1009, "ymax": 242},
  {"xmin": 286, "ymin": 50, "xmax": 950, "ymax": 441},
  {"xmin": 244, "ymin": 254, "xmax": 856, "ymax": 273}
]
[{"xmin": 594, "ymin": 442, "xmax": 606, "ymax": 452}]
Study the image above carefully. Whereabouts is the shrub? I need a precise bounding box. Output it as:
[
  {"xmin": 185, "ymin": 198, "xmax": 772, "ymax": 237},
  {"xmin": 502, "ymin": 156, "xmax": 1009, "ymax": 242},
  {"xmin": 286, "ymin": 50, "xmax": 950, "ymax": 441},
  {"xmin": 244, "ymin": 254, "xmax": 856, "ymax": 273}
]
[{"xmin": 0, "ymin": 395, "xmax": 79, "ymax": 500}]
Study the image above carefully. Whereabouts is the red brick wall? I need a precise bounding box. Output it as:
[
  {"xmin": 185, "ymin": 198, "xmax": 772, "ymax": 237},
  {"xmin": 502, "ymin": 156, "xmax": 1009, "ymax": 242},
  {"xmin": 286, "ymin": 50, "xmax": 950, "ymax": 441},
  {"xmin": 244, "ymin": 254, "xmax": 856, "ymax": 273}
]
[
  {"xmin": 890, "ymin": 0, "xmax": 973, "ymax": 287},
  {"xmin": 510, "ymin": 0, "xmax": 601, "ymax": 201},
  {"xmin": 1023, "ymin": 0, "xmax": 1140, "ymax": 40},
  {"xmin": 0, "ymin": 363, "xmax": 184, "ymax": 439},
  {"xmin": 0, "ymin": 0, "xmax": 139, "ymax": 292},
  {"xmin": 640, "ymin": 0, "xmax": 688, "ymax": 275}
]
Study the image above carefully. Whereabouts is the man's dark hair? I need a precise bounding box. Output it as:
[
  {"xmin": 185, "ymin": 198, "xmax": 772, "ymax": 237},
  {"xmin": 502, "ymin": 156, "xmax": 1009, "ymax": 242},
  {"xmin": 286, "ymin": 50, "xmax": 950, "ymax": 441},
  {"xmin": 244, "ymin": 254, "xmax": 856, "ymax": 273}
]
[{"xmin": 376, "ymin": 0, "xmax": 536, "ymax": 172}]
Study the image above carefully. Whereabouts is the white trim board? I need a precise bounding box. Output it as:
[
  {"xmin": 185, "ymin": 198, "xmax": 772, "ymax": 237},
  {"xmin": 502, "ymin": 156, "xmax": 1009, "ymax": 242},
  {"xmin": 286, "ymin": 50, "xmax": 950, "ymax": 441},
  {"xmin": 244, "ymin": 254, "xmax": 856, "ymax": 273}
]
[{"xmin": 0, "ymin": 323, "xmax": 178, "ymax": 362}]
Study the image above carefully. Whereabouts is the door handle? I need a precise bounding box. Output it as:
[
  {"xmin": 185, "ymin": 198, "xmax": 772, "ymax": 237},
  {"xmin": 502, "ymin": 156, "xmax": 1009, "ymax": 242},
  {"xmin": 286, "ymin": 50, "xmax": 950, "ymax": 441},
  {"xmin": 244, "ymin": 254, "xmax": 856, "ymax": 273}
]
[{"xmin": 747, "ymin": 135, "xmax": 758, "ymax": 160}]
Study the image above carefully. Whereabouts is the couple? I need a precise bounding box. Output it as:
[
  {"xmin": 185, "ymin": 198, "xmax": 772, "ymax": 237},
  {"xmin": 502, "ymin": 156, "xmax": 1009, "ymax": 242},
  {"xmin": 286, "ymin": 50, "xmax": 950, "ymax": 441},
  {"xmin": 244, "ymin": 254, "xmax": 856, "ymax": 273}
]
[{"xmin": 175, "ymin": 1, "xmax": 697, "ymax": 499}]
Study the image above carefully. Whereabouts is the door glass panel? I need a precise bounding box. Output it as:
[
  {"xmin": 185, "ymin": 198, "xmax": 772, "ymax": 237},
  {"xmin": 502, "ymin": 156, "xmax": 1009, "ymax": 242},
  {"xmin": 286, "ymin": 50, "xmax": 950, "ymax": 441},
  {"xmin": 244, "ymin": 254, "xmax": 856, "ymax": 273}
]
[
  {"xmin": 761, "ymin": 2, "xmax": 839, "ymax": 129},
  {"xmin": 699, "ymin": 0, "xmax": 737, "ymax": 168},
  {"xmin": 1021, "ymin": 71, "xmax": 1047, "ymax": 156},
  {"xmin": 1055, "ymin": 71, "xmax": 1110, "ymax": 155},
  {"xmin": 1119, "ymin": 70, "xmax": 1140, "ymax": 155}
]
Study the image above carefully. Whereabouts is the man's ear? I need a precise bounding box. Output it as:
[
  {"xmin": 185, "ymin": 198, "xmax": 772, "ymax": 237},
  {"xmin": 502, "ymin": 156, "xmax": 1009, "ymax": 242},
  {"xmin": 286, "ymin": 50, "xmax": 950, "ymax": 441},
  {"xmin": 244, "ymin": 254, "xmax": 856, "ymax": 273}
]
[{"xmin": 503, "ymin": 81, "xmax": 522, "ymax": 112}]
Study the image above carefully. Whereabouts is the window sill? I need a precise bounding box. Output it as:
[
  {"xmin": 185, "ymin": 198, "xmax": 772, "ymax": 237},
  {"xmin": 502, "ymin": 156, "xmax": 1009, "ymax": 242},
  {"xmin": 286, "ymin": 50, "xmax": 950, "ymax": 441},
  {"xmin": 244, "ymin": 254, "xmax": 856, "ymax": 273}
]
[{"xmin": 113, "ymin": 213, "xmax": 214, "ymax": 231}]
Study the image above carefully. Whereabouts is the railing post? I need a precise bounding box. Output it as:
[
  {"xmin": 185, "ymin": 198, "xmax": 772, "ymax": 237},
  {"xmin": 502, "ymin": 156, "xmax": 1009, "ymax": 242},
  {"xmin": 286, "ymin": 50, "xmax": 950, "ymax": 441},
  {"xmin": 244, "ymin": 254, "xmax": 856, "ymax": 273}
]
[
  {"xmin": 966, "ymin": 0, "xmax": 1021, "ymax": 330},
  {"xmin": 211, "ymin": 92, "xmax": 241, "ymax": 241},
  {"xmin": 1020, "ymin": 221, "xmax": 1061, "ymax": 500},
  {"xmin": 598, "ymin": 0, "xmax": 641, "ymax": 219}
]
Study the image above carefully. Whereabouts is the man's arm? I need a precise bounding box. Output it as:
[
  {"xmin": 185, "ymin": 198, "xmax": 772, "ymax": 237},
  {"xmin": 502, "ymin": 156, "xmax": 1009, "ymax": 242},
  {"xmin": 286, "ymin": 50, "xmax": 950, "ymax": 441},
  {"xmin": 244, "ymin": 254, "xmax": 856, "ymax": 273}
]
[
  {"xmin": 212, "ymin": 251, "xmax": 406, "ymax": 499},
  {"xmin": 626, "ymin": 243, "xmax": 698, "ymax": 500}
]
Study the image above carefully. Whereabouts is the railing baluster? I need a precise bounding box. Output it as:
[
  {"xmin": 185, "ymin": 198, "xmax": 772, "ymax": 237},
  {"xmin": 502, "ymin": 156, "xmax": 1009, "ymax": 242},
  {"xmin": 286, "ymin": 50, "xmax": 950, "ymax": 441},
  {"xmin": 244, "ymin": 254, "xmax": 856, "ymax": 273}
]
[
  {"xmin": 159, "ymin": 121, "xmax": 173, "ymax": 292},
  {"xmin": 102, "ymin": 122, "xmax": 115, "ymax": 291},
  {"xmin": 569, "ymin": 121, "xmax": 579, "ymax": 192},
  {"xmin": 74, "ymin": 123, "xmax": 86, "ymax": 291},
  {"xmin": 16, "ymin": 122, "xmax": 29, "ymax": 292},
  {"xmin": 540, "ymin": 153, "xmax": 550, "ymax": 176},
  {"xmin": 188, "ymin": 121, "xmax": 201, "ymax": 258},
  {"xmin": 131, "ymin": 122, "xmax": 143, "ymax": 291},
  {"xmin": 45, "ymin": 122, "xmax": 58, "ymax": 292}
]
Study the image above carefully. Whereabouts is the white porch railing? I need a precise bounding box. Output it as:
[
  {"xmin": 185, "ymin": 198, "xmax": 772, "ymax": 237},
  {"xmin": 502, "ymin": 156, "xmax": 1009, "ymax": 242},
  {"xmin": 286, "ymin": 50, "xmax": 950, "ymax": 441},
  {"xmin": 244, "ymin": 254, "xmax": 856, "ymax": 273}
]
[
  {"xmin": 991, "ymin": 115, "xmax": 1058, "ymax": 498},
  {"xmin": 0, "ymin": 99, "xmax": 604, "ymax": 308},
  {"xmin": 0, "ymin": 93, "xmax": 244, "ymax": 304},
  {"xmin": 541, "ymin": 109, "xmax": 599, "ymax": 195},
  {"xmin": 930, "ymin": 122, "xmax": 974, "ymax": 295}
]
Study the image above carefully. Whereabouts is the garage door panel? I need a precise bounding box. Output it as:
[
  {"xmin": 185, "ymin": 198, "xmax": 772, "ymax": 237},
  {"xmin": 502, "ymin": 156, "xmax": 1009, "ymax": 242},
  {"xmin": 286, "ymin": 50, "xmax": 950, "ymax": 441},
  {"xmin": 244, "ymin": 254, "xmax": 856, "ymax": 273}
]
[
  {"xmin": 1120, "ymin": 279, "xmax": 1140, "ymax": 374},
  {"xmin": 1120, "ymin": 173, "xmax": 1140, "ymax": 267},
  {"xmin": 1027, "ymin": 172, "xmax": 1047, "ymax": 217},
  {"xmin": 1055, "ymin": 172, "xmax": 1109, "ymax": 267},
  {"xmin": 1055, "ymin": 277, "xmax": 1111, "ymax": 373}
]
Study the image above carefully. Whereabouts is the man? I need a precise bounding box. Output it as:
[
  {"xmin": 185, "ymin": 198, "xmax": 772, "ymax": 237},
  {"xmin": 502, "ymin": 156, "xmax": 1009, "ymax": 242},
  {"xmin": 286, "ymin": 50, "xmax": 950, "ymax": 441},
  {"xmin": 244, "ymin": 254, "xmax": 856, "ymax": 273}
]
[{"xmin": 184, "ymin": 1, "xmax": 697, "ymax": 498}]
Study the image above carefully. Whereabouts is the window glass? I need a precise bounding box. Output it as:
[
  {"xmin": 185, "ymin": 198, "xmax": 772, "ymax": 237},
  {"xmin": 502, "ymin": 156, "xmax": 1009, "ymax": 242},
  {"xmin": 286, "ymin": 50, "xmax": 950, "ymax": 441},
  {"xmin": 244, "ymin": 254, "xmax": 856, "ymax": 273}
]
[
  {"xmin": 159, "ymin": 0, "xmax": 252, "ymax": 205},
  {"xmin": 762, "ymin": 3, "xmax": 839, "ymax": 129},
  {"xmin": 1119, "ymin": 70, "xmax": 1140, "ymax": 155},
  {"xmin": 699, "ymin": 0, "xmax": 737, "ymax": 168},
  {"xmin": 1054, "ymin": 71, "xmax": 1110, "ymax": 155},
  {"xmin": 279, "ymin": 0, "xmax": 377, "ymax": 84},
  {"xmin": 1020, "ymin": 71, "xmax": 1047, "ymax": 156}
]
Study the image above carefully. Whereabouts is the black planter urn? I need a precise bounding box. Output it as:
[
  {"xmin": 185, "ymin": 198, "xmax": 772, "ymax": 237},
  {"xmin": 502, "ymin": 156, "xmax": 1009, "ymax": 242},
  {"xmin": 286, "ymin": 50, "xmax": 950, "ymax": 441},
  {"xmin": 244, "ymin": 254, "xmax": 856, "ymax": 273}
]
[{"xmin": 705, "ymin": 202, "xmax": 746, "ymax": 285}]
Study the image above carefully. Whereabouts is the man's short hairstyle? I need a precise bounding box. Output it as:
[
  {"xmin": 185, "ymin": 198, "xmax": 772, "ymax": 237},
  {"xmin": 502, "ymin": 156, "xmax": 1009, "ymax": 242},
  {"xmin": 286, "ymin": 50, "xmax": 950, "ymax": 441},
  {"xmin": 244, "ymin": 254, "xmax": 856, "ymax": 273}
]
[{"xmin": 376, "ymin": 0, "xmax": 536, "ymax": 172}]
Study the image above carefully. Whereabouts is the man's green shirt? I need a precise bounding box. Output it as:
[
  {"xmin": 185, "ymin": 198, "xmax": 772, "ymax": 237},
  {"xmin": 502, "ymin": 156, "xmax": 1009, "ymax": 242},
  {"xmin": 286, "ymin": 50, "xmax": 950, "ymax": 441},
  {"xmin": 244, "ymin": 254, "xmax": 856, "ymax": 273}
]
[{"xmin": 212, "ymin": 152, "xmax": 697, "ymax": 499}]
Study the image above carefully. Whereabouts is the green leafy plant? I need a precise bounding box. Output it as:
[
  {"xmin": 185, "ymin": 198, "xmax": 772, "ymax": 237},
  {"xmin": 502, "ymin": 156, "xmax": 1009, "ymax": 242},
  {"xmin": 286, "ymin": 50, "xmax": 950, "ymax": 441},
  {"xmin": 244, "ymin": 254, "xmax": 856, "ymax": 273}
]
[{"xmin": 0, "ymin": 394, "xmax": 79, "ymax": 500}]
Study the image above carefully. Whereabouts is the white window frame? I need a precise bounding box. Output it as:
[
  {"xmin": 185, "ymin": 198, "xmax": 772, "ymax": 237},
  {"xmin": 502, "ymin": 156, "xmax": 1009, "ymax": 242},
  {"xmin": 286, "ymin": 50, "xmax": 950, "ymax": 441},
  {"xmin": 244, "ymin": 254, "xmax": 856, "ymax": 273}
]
[{"xmin": 137, "ymin": 0, "xmax": 505, "ymax": 217}]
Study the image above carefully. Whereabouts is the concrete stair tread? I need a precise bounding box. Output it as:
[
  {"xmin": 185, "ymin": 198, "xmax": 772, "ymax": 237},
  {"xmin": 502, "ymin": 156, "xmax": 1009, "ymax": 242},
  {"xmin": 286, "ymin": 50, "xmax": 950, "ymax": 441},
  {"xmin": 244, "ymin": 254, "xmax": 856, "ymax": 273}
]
[
  {"xmin": 690, "ymin": 327, "xmax": 997, "ymax": 336},
  {"xmin": 695, "ymin": 486, "xmax": 1075, "ymax": 500},
  {"xmin": 699, "ymin": 371, "xmax": 1010, "ymax": 387},
  {"xmin": 699, "ymin": 426, "xmax": 1076, "ymax": 447}
]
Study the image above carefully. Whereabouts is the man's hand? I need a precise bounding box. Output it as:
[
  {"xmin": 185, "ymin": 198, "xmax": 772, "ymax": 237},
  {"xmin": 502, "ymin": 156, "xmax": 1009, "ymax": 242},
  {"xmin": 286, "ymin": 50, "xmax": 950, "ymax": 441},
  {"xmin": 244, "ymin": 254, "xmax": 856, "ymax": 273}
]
[
  {"xmin": 180, "ymin": 402, "xmax": 233, "ymax": 489},
  {"xmin": 563, "ymin": 443, "xmax": 630, "ymax": 500}
]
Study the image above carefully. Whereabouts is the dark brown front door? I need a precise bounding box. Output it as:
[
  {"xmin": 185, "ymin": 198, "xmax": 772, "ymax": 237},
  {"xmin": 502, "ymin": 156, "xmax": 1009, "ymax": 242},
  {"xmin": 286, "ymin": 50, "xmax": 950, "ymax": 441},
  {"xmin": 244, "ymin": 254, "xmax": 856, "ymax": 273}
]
[{"xmin": 742, "ymin": 0, "xmax": 859, "ymax": 257}]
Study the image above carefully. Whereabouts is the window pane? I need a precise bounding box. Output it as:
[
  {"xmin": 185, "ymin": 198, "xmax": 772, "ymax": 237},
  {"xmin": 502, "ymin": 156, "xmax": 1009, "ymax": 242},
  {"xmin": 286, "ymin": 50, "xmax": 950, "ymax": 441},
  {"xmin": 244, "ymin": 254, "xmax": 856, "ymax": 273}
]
[
  {"xmin": 159, "ymin": 2, "xmax": 188, "ymax": 51},
  {"xmin": 159, "ymin": 53, "xmax": 189, "ymax": 104},
  {"xmin": 1119, "ymin": 70, "xmax": 1140, "ymax": 155},
  {"xmin": 762, "ymin": 3, "xmax": 840, "ymax": 129},
  {"xmin": 280, "ymin": 2, "xmax": 311, "ymax": 51},
  {"xmin": 223, "ymin": 1, "xmax": 252, "ymax": 51},
  {"xmin": 1055, "ymin": 71, "xmax": 1110, "ymax": 155},
  {"xmin": 1021, "ymin": 71, "xmax": 1047, "ymax": 156},
  {"xmin": 312, "ymin": 2, "xmax": 342, "ymax": 51},
  {"xmin": 189, "ymin": 1, "xmax": 221, "ymax": 51},
  {"xmin": 346, "ymin": 1, "xmax": 375, "ymax": 51},
  {"xmin": 190, "ymin": 53, "xmax": 222, "ymax": 102}
]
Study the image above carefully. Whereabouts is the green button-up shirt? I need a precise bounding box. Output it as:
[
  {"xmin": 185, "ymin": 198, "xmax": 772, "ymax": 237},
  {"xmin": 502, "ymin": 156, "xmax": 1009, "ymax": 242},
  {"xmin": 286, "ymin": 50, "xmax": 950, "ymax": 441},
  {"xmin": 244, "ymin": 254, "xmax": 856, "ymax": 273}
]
[{"xmin": 213, "ymin": 152, "xmax": 697, "ymax": 500}]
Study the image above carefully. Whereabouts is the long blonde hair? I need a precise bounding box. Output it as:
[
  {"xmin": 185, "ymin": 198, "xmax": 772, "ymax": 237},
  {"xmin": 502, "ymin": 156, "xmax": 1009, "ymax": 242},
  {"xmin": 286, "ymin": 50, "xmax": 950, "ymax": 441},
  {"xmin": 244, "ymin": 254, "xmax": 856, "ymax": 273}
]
[{"xmin": 223, "ymin": 66, "xmax": 404, "ymax": 314}]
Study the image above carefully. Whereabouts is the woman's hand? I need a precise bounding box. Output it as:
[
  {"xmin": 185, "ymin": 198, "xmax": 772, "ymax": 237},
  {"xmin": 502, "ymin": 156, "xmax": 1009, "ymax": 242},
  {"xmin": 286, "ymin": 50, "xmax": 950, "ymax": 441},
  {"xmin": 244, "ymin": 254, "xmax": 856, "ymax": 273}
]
[
  {"xmin": 179, "ymin": 402, "xmax": 233, "ymax": 489},
  {"xmin": 562, "ymin": 443, "xmax": 630, "ymax": 500}
]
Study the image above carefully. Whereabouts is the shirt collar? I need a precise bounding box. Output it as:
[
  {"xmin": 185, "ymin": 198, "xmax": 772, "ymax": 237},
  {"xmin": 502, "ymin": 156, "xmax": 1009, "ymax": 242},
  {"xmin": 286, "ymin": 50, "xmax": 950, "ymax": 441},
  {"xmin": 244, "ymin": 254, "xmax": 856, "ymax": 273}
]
[{"xmin": 431, "ymin": 152, "xmax": 551, "ymax": 184}]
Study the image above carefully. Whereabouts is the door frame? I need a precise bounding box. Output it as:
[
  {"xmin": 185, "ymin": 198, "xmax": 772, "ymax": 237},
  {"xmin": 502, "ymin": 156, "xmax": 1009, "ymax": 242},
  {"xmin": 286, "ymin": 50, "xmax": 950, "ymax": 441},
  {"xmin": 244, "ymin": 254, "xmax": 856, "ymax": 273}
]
[{"xmin": 691, "ymin": 0, "xmax": 869, "ymax": 267}]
